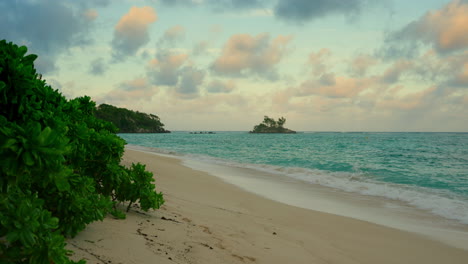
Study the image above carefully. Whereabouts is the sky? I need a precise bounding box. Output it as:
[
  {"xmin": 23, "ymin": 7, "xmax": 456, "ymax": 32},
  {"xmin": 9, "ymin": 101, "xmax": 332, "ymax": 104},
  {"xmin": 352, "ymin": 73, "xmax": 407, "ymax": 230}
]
[{"xmin": 1, "ymin": 0, "xmax": 467, "ymax": 132}]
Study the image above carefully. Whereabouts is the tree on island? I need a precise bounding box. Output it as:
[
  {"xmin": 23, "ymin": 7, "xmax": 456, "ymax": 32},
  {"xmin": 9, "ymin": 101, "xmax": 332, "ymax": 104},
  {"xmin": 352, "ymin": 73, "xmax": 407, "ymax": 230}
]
[{"xmin": 250, "ymin": 116, "xmax": 296, "ymax": 133}]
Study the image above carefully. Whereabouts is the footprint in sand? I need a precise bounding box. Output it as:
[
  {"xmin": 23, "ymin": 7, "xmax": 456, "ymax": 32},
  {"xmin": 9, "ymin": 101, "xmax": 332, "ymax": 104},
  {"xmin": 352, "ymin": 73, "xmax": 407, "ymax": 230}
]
[{"xmin": 199, "ymin": 225, "xmax": 212, "ymax": 234}]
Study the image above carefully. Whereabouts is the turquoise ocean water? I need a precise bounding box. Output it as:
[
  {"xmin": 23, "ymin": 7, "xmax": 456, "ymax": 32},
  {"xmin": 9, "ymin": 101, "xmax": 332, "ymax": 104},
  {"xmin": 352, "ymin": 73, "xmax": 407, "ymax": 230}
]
[{"xmin": 120, "ymin": 132, "xmax": 468, "ymax": 225}]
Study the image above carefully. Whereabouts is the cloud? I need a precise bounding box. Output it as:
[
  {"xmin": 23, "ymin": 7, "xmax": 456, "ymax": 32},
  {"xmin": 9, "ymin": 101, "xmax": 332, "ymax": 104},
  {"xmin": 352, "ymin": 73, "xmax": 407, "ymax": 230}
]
[
  {"xmin": 157, "ymin": 25, "xmax": 186, "ymax": 48},
  {"xmin": 297, "ymin": 75, "xmax": 369, "ymax": 98},
  {"xmin": 89, "ymin": 58, "xmax": 107, "ymax": 75},
  {"xmin": 206, "ymin": 79, "xmax": 236, "ymax": 93},
  {"xmin": 175, "ymin": 67, "xmax": 205, "ymax": 99},
  {"xmin": 119, "ymin": 77, "xmax": 151, "ymax": 92},
  {"xmin": 159, "ymin": 0, "xmax": 197, "ymax": 6},
  {"xmin": 318, "ymin": 72, "xmax": 336, "ymax": 86},
  {"xmin": 0, "ymin": 0, "xmax": 96, "ymax": 73},
  {"xmin": 348, "ymin": 54, "xmax": 377, "ymax": 77},
  {"xmin": 84, "ymin": 9, "xmax": 99, "ymax": 21},
  {"xmin": 160, "ymin": 0, "xmax": 266, "ymax": 11},
  {"xmin": 381, "ymin": 0, "xmax": 468, "ymax": 59},
  {"xmin": 376, "ymin": 86, "xmax": 437, "ymax": 111},
  {"xmin": 442, "ymin": 51, "xmax": 468, "ymax": 87},
  {"xmin": 380, "ymin": 60, "xmax": 413, "ymax": 84},
  {"xmin": 146, "ymin": 51, "xmax": 205, "ymax": 98},
  {"xmin": 274, "ymin": 0, "xmax": 365, "ymax": 23},
  {"xmin": 111, "ymin": 6, "xmax": 157, "ymax": 60},
  {"xmin": 192, "ymin": 41, "xmax": 210, "ymax": 56},
  {"xmin": 400, "ymin": 49, "xmax": 468, "ymax": 88},
  {"xmin": 211, "ymin": 0, "xmax": 266, "ymax": 10},
  {"xmin": 147, "ymin": 52, "xmax": 189, "ymax": 86},
  {"xmin": 99, "ymin": 77, "xmax": 157, "ymax": 104},
  {"xmin": 307, "ymin": 48, "xmax": 331, "ymax": 75},
  {"xmin": 211, "ymin": 33, "xmax": 292, "ymax": 79},
  {"xmin": 455, "ymin": 62, "xmax": 468, "ymax": 86}
]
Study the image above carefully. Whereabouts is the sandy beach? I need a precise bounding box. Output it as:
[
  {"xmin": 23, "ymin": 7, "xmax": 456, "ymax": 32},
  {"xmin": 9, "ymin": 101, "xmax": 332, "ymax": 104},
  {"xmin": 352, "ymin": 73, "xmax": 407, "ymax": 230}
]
[{"xmin": 68, "ymin": 149, "xmax": 468, "ymax": 264}]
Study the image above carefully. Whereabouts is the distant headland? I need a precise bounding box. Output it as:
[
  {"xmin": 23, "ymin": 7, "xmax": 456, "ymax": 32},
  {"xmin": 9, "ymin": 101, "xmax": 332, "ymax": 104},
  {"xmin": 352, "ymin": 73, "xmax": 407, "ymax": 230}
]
[
  {"xmin": 95, "ymin": 104, "xmax": 170, "ymax": 133},
  {"xmin": 250, "ymin": 116, "xmax": 296, "ymax": 133}
]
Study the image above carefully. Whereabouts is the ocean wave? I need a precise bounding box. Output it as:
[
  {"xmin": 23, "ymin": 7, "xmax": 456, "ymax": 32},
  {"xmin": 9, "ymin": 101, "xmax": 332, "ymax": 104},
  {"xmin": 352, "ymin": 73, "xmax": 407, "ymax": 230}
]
[
  {"xmin": 184, "ymin": 153, "xmax": 468, "ymax": 225},
  {"xmin": 126, "ymin": 144, "xmax": 468, "ymax": 224}
]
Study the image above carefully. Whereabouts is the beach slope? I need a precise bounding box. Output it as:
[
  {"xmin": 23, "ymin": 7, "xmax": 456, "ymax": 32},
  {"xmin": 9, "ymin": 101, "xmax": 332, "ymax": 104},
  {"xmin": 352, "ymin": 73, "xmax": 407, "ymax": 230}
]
[{"xmin": 68, "ymin": 149, "xmax": 468, "ymax": 264}]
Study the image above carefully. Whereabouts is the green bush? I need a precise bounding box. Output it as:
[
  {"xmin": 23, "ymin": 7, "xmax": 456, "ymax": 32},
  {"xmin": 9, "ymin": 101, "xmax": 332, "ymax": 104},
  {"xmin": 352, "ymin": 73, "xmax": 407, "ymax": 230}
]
[{"xmin": 0, "ymin": 40, "xmax": 164, "ymax": 263}]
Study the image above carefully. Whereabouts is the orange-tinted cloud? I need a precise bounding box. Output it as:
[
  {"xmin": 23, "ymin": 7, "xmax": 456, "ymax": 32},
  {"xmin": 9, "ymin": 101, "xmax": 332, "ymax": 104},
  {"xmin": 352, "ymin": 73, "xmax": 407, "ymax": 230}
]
[
  {"xmin": 111, "ymin": 6, "xmax": 157, "ymax": 59},
  {"xmin": 165, "ymin": 25, "xmax": 185, "ymax": 40},
  {"xmin": 100, "ymin": 77, "xmax": 158, "ymax": 105},
  {"xmin": 380, "ymin": 60, "xmax": 413, "ymax": 84},
  {"xmin": 348, "ymin": 54, "xmax": 377, "ymax": 77},
  {"xmin": 458, "ymin": 63, "xmax": 468, "ymax": 85},
  {"xmin": 307, "ymin": 48, "xmax": 331, "ymax": 75},
  {"xmin": 383, "ymin": 0, "xmax": 468, "ymax": 56},
  {"xmin": 424, "ymin": 0, "xmax": 468, "ymax": 52},
  {"xmin": 212, "ymin": 33, "xmax": 292, "ymax": 79},
  {"xmin": 84, "ymin": 9, "xmax": 98, "ymax": 21},
  {"xmin": 158, "ymin": 25, "xmax": 186, "ymax": 47},
  {"xmin": 147, "ymin": 51, "xmax": 206, "ymax": 98}
]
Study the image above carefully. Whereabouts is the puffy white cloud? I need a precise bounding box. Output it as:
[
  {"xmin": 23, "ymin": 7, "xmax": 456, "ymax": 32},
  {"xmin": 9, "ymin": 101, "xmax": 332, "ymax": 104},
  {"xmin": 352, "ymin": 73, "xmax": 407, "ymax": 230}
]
[
  {"xmin": 212, "ymin": 33, "xmax": 292, "ymax": 79},
  {"xmin": 382, "ymin": 0, "xmax": 468, "ymax": 58},
  {"xmin": 147, "ymin": 52, "xmax": 189, "ymax": 86},
  {"xmin": 111, "ymin": 6, "xmax": 157, "ymax": 60},
  {"xmin": 146, "ymin": 51, "xmax": 206, "ymax": 99}
]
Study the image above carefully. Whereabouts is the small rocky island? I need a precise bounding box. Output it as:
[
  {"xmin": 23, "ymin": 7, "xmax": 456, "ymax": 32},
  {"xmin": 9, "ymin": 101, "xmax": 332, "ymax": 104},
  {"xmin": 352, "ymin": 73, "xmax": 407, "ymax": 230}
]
[{"xmin": 250, "ymin": 116, "xmax": 296, "ymax": 133}]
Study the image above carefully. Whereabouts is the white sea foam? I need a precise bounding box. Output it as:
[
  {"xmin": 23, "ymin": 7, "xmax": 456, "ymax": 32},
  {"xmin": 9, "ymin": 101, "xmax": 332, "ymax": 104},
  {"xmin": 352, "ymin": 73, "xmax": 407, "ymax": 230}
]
[
  {"xmin": 129, "ymin": 144, "xmax": 468, "ymax": 225},
  {"xmin": 127, "ymin": 144, "xmax": 468, "ymax": 249}
]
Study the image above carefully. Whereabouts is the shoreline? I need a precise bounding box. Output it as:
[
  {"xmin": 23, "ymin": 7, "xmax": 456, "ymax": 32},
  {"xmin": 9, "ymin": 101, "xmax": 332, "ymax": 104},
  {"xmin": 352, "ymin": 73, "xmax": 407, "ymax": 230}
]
[
  {"xmin": 69, "ymin": 148, "xmax": 468, "ymax": 264},
  {"xmin": 179, "ymin": 154, "xmax": 468, "ymax": 251},
  {"xmin": 127, "ymin": 144, "xmax": 468, "ymax": 250}
]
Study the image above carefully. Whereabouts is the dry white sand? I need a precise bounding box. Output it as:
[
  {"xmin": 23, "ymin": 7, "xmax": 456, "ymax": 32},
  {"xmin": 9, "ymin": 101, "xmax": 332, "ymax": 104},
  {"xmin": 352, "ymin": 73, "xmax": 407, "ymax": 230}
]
[{"xmin": 68, "ymin": 149, "xmax": 468, "ymax": 264}]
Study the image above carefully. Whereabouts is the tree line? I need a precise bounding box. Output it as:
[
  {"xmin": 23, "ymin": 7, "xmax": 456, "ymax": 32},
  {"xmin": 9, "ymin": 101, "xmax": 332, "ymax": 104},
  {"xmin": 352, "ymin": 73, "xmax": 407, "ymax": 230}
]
[{"xmin": 95, "ymin": 104, "xmax": 170, "ymax": 133}]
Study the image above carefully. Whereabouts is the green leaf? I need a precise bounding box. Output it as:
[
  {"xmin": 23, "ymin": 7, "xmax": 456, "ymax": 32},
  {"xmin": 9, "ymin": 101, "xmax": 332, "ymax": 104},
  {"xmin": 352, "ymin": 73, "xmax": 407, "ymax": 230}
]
[
  {"xmin": 23, "ymin": 151, "xmax": 34, "ymax": 166},
  {"xmin": 54, "ymin": 174, "xmax": 70, "ymax": 192},
  {"xmin": 38, "ymin": 127, "xmax": 52, "ymax": 145},
  {"xmin": 1, "ymin": 138, "xmax": 16, "ymax": 149},
  {"xmin": 6, "ymin": 230, "xmax": 20, "ymax": 243},
  {"xmin": 19, "ymin": 230, "xmax": 36, "ymax": 247},
  {"xmin": 18, "ymin": 45, "xmax": 28, "ymax": 57},
  {"xmin": 23, "ymin": 54, "xmax": 38, "ymax": 65}
]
